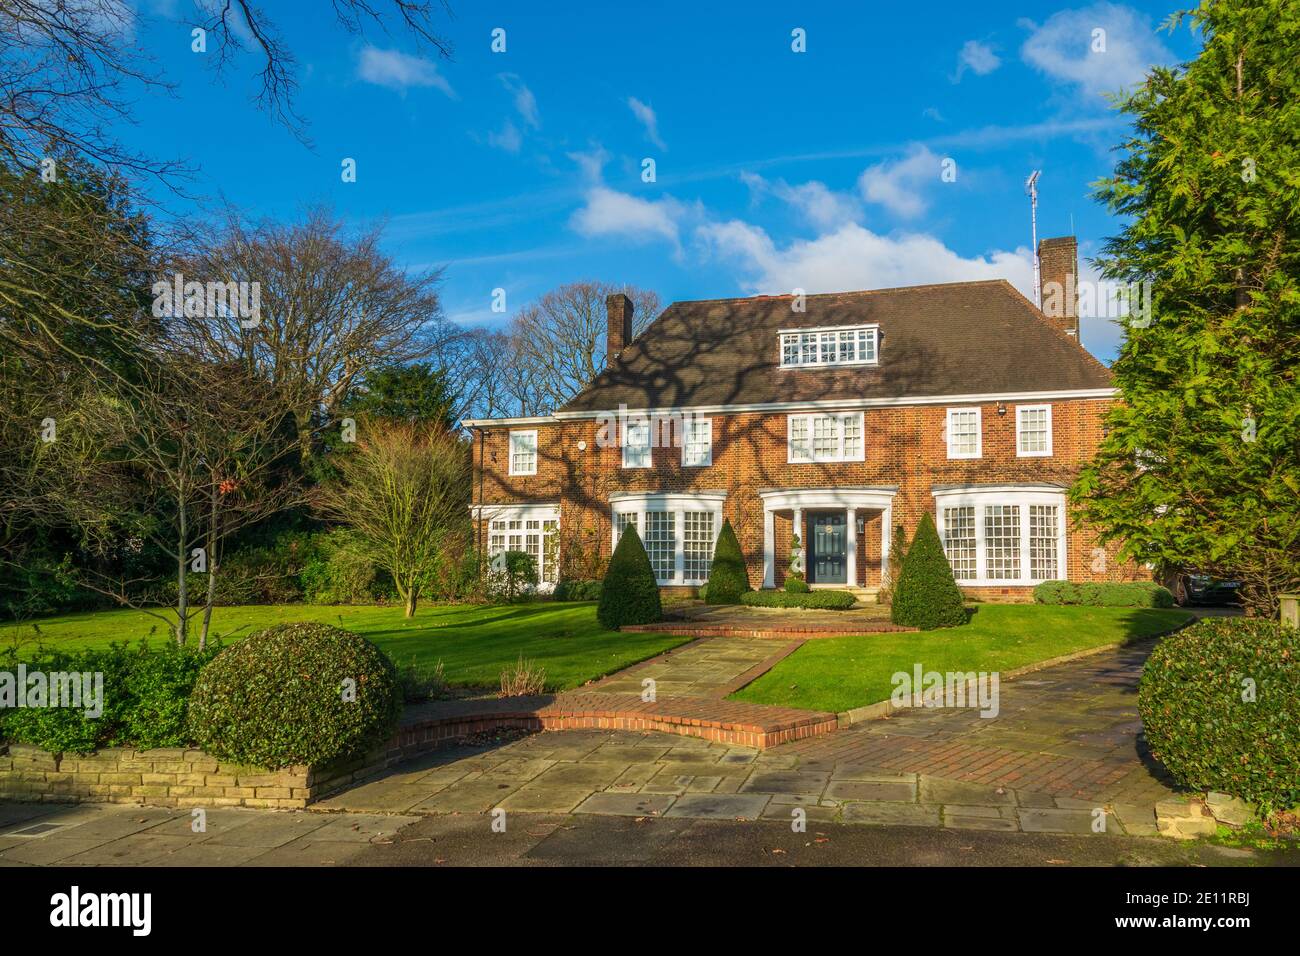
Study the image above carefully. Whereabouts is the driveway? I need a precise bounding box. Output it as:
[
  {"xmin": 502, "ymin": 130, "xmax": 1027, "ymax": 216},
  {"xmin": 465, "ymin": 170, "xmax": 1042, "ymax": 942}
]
[{"xmin": 316, "ymin": 639, "xmax": 1182, "ymax": 836}]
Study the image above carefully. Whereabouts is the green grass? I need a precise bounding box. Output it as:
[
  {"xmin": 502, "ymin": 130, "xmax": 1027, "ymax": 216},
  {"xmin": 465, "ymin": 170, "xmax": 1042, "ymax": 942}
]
[
  {"xmin": 1, "ymin": 602, "xmax": 690, "ymax": 693},
  {"xmin": 729, "ymin": 604, "xmax": 1193, "ymax": 714}
]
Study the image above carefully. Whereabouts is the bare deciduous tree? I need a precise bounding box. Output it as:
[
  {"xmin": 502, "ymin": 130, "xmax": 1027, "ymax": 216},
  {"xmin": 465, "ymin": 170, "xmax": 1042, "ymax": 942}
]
[
  {"xmin": 504, "ymin": 281, "xmax": 660, "ymax": 415},
  {"xmin": 315, "ymin": 419, "xmax": 470, "ymax": 617},
  {"xmin": 173, "ymin": 206, "xmax": 454, "ymax": 463}
]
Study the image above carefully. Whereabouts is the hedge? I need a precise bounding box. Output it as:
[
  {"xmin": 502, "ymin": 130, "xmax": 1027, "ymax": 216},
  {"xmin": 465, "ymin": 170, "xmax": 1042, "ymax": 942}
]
[
  {"xmin": 890, "ymin": 513, "xmax": 966, "ymax": 629},
  {"xmin": 705, "ymin": 519, "xmax": 751, "ymax": 604},
  {"xmin": 741, "ymin": 590, "xmax": 857, "ymax": 610},
  {"xmin": 552, "ymin": 579, "xmax": 602, "ymax": 602},
  {"xmin": 597, "ymin": 524, "xmax": 662, "ymax": 628},
  {"xmin": 1034, "ymin": 580, "xmax": 1175, "ymax": 608},
  {"xmin": 187, "ymin": 623, "xmax": 401, "ymax": 769},
  {"xmin": 1139, "ymin": 618, "xmax": 1299, "ymax": 816},
  {"xmin": 0, "ymin": 642, "xmax": 219, "ymax": 755}
]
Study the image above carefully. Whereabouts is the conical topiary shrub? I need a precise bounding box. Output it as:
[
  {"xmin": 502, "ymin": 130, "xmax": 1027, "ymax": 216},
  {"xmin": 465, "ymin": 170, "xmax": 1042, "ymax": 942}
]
[
  {"xmin": 890, "ymin": 512, "xmax": 967, "ymax": 629},
  {"xmin": 705, "ymin": 518, "xmax": 751, "ymax": 605},
  {"xmin": 597, "ymin": 524, "xmax": 662, "ymax": 628}
]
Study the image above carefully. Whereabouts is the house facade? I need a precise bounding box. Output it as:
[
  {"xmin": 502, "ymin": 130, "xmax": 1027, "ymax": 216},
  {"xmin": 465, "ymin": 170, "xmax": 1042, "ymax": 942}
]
[{"xmin": 464, "ymin": 236, "xmax": 1146, "ymax": 601}]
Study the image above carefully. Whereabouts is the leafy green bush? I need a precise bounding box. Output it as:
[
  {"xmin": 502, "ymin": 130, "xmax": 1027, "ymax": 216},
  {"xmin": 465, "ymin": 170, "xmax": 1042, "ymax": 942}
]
[
  {"xmin": 552, "ymin": 579, "xmax": 602, "ymax": 601},
  {"xmin": 741, "ymin": 590, "xmax": 857, "ymax": 610},
  {"xmin": 187, "ymin": 623, "xmax": 401, "ymax": 769},
  {"xmin": 890, "ymin": 513, "xmax": 967, "ymax": 629},
  {"xmin": 0, "ymin": 642, "xmax": 218, "ymax": 754},
  {"xmin": 1139, "ymin": 618, "xmax": 1299, "ymax": 816},
  {"xmin": 784, "ymin": 576, "xmax": 810, "ymax": 594},
  {"xmin": 597, "ymin": 525, "xmax": 662, "ymax": 628},
  {"xmin": 300, "ymin": 529, "xmax": 377, "ymax": 604},
  {"xmin": 705, "ymin": 519, "xmax": 751, "ymax": 605},
  {"xmin": 486, "ymin": 550, "xmax": 538, "ymax": 602},
  {"xmin": 1034, "ymin": 580, "xmax": 1174, "ymax": 608}
]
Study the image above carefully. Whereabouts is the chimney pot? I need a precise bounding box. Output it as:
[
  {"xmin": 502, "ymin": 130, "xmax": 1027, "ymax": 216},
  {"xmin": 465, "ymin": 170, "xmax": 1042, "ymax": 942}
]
[
  {"xmin": 1037, "ymin": 236, "xmax": 1080, "ymax": 340},
  {"xmin": 606, "ymin": 292, "xmax": 633, "ymax": 363}
]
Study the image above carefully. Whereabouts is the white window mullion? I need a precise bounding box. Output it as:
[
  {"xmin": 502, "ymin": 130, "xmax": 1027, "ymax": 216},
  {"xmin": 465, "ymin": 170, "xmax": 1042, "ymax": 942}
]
[{"xmin": 674, "ymin": 508, "xmax": 685, "ymax": 583}]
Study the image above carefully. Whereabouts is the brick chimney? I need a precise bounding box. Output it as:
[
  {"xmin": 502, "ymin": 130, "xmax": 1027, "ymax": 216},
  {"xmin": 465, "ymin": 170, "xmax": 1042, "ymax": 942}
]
[
  {"xmin": 1037, "ymin": 236, "xmax": 1080, "ymax": 339},
  {"xmin": 606, "ymin": 292, "xmax": 633, "ymax": 363}
]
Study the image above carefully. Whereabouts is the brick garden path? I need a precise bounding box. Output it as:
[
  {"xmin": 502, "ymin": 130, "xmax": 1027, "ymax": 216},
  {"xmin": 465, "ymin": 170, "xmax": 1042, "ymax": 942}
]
[{"xmin": 319, "ymin": 639, "xmax": 1182, "ymax": 836}]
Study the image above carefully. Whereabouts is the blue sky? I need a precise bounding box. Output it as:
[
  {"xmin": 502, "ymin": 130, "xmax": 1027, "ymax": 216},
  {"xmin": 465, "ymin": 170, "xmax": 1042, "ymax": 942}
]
[{"xmin": 120, "ymin": 1, "xmax": 1199, "ymax": 363}]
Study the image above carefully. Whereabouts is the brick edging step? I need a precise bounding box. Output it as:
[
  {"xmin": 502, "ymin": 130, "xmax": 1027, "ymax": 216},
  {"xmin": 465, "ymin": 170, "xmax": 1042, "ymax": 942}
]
[{"xmin": 621, "ymin": 622, "xmax": 915, "ymax": 639}]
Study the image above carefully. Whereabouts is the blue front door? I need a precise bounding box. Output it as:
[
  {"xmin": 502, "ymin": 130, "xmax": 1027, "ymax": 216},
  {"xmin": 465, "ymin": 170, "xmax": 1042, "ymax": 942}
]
[{"xmin": 810, "ymin": 512, "xmax": 847, "ymax": 584}]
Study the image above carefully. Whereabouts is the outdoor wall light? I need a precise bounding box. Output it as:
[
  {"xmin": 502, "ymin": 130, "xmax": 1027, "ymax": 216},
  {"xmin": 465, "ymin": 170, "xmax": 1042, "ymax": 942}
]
[
  {"xmin": 856, "ymin": 516, "xmax": 865, "ymax": 534},
  {"xmin": 996, "ymin": 402, "xmax": 1007, "ymax": 416},
  {"xmin": 577, "ymin": 440, "xmax": 587, "ymax": 451}
]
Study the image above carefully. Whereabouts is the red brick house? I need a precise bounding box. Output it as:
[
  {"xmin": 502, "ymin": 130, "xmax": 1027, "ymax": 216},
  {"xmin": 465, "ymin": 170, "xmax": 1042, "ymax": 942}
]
[{"xmin": 464, "ymin": 236, "xmax": 1143, "ymax": 601}]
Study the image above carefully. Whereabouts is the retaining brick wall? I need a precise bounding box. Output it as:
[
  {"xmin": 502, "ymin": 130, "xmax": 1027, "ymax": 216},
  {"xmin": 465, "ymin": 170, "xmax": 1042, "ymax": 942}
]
[{"xmin": 0, "ymin": 742, "xmax": 314, "ymax": 809}]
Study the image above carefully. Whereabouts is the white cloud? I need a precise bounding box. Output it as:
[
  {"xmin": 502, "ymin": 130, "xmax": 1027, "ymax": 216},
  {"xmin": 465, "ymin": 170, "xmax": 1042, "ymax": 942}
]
[
  {"xmin": 570, "ymin": 186, "xmax": 688, "ymax": 250},
  {"xmin": 488, "ymin": 120, "xmax": 522, "ymax": 153},
  {"xmin": 1020, "ymin": 2, "xmax": 1172, "ymax": 101},
  {"xmin": 740, "ymin": 172, "xmax": 861, "ymax": 231},
  {"xmin": 696, "ymin": 220, "xmax": 1035, "ymax": 299},
  {"xmin": 356, "ymin": 45, "xmax": 454, "ymax": 96},
  {"xmin": 567, "ymin": 146, "xmax": 610, "ymax": 183},
  {"xmin": 499, "ymin": 74, "xmax": 540, "ymax": 128},
  {"xmin": 856, "ymin": 145, "xmax": 944, "ymax": 219},
  {"xmin": 953, "ymin": 40, "xmax": 1001, "ymax": 81},
  {"xmin": 627, "ymin": 97, "xmax": 666, "ymax": 150}
]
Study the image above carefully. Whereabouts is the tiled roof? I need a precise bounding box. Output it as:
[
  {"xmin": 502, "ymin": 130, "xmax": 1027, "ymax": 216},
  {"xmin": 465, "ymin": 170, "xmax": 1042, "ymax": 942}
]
[{"xmin": 560, "ymin": 280, "xmax": 1112, "ymax": 413}]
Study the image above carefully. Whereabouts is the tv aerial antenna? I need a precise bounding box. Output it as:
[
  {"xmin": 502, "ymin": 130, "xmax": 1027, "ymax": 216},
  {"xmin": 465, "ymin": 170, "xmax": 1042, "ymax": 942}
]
[{"xmin": 1026, "ymin": 170, "xmax": 1042, "ymax": 307}]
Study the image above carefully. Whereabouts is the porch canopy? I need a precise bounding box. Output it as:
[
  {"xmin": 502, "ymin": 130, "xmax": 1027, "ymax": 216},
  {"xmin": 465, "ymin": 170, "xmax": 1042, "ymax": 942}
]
[{"xmin": 759, "ymin": 486, "xmax": 898, "ymax": 589}]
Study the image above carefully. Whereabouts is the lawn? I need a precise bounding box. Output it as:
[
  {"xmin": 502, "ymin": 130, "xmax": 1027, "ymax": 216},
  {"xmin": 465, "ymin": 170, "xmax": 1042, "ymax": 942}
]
[
  {"xmin": 0, "ymin": 603, "xmax": 691, "ymax": 693},
  {"xmin": 729, "ymin": 604, "xmax": 1193, "ymax": 714}
]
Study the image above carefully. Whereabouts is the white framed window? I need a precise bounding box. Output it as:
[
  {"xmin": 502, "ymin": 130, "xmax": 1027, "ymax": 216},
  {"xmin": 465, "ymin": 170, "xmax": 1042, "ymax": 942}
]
[
  {"xmin": 1015, "ymin": 404, "xmax": 1053, "ymax": 457},
  {"xmin": 682, "ymin": 417, "xmax": 712, "ymax": 467},
  {"xmin": 933, "ymin": 488, "xmax": 1067, "ymax": 586},
  {"xmin": 482, "ymin": 504, "xmax": 560, "ymax": 587},
  {"xmin": 508, "ymin": 430, "xmax": 537, "ymax": 476},
  {"xmin": 787, "ymin": 412, "xmax": 865, "ymax": 463},
  {"xmin": 778, "ymin": 325, "xmax": 879, "ymax": 368},
  {"xmin": 622, "ymin": 419, "xmax": 651, "ymax": 469},
  {"xmin": 610, "ymin": 493, "xmax": 726, "ymax": 586},
  {"xmin": 945, "ymin": 408, "xmax": 982, "ymax": 459}
]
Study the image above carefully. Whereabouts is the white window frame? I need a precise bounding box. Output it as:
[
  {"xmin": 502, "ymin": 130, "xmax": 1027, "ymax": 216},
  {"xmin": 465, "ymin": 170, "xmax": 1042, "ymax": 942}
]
[
  {"xmin": 778, "ymin": 324, "xmax": 880, "ymax": 369},
  {"xmin": 787, "ymin": 412, "xmax": 866, "ymax": 464},
  {"xmin": 681, "ymin": 417, "xmax": 713, "ymax": 467},
  {"xmin": 945, "ymin": 407, "xmax": 983, "ymax": 459},
  {"xmin": 932, "ymin": 487, "xmax": 1067, "ymax": 586},
  {"xmin": 507, "ymin": 429, "xmax": 538, "ymax": 476},
  {"xmin": 1015, "ymin": 404, "xmax": 1053, "ymax": 458},
  {"xmin": 476, "ymin": 503, "xmax": 561, "ymax": 591},
  {"xmin": 622, "ymin": 419, "xmax": 651, "ymax": 469},
  {"xmin": 610, "ymin": 493, "xmax": 726, "ymax": 586}
]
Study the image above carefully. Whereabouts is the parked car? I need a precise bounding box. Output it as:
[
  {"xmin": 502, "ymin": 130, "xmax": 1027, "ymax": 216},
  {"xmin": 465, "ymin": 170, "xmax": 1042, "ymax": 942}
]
[{"xmin": 1172, "ymin": 573, "xmax": 1243, "ymax": 606}]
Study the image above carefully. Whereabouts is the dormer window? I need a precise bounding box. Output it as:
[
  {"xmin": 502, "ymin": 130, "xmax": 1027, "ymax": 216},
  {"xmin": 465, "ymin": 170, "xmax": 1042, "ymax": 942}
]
[{"xmin": 779, "ymin": 325, "xmax": 879, "ymax": 368}]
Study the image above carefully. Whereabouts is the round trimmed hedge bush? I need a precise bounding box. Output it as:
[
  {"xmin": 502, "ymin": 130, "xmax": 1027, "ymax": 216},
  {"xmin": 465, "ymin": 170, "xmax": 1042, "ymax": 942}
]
[
  {"xmin": 597, "ymin": 524, "xmax": 662, "ymax": 628},
  {"xmin": 187, "ymin": 623, "xmax": 402, "ymax": 769},
  {"xmin": 1139, "ymin": 618, "xmax": 1299, "ymax": 816}
]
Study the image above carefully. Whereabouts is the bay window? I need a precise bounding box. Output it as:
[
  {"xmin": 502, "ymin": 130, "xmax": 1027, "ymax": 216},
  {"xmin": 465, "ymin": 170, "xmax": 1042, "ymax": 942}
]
[
  {"xmin": 933, "ymin": 488, "xmax": 1067, "ymax": 585},
  {"xmin": 611, "ymin": 493, "xmax": 726, "ymax": 586}
]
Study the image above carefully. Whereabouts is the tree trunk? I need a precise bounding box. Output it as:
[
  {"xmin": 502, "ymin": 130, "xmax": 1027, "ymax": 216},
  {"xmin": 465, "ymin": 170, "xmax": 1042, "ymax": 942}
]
[
  {"xmin": 404, "ymin": 585, "xmax": 418, "ymax": 618},
  {"xmin": 175, "ymin": 500, "xmax": 188, "ymax": 646}
]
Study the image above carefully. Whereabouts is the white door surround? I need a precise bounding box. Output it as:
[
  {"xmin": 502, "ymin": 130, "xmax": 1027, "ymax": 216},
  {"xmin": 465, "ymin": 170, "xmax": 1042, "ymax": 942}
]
[{"xmin": 759, "ymin": 487, "xmax": 898, "ymax": 589}]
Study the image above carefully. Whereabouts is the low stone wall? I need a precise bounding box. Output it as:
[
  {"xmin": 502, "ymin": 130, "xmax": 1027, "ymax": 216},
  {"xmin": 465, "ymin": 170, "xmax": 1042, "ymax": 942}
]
[{"xmin": 0, "ymin": 743, "xmax": 316, "ymax": 809}]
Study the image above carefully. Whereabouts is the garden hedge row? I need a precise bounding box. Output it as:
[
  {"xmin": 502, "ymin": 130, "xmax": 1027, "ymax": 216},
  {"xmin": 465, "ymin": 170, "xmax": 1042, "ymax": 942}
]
[
  {"xmin": 0, "ymin": 642, "xmax": 219, "ymax": 754},
  {"xmin": 1139, "ymin": 618, "xmax": 1299, "ymax": 816},
  {"xmin": 1034, "ymin": 580, "xmax": 1175, "ymax": 608},
  {"xmin": 740, "ymin": 590, "xmax": 857, "ymax": 610}
]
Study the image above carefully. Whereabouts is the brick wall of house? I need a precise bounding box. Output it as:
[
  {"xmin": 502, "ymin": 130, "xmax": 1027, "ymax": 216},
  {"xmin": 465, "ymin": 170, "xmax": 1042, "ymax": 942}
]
[{"xmin": 471, "ymin": 396, "xmax": 1146, "ymax": 598}]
